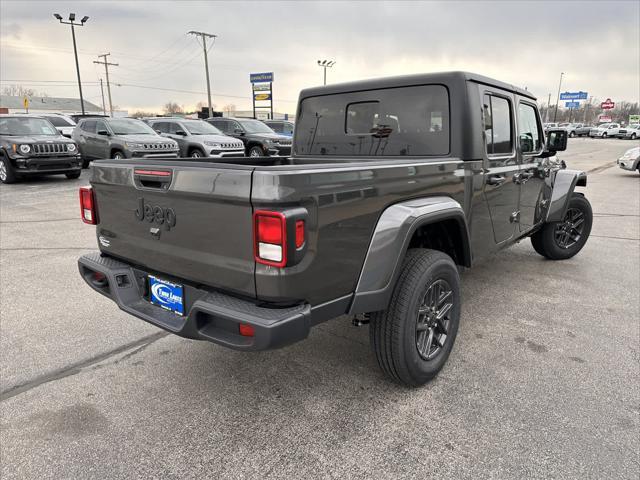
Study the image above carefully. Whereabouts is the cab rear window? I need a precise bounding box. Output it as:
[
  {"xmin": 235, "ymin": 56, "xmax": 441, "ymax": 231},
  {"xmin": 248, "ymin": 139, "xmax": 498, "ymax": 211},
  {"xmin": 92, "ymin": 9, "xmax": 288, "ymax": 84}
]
[{"xmin": 294, "ymin": 84, "xmax": 449, "ymax": 156}]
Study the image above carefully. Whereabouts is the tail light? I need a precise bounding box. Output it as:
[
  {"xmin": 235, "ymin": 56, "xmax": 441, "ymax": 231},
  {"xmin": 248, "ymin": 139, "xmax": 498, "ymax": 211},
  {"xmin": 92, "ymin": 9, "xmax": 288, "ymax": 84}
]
[
  {"xmin": 254, "ymin": 211, "xmax": 287, "ymax": 267},
  {"xmin": 79, "ymin": 186, "xmax": 97, "ymax": 225},
  {"xmin": 253, "ymin": 210, "xmax": 307, "ymax": 268}
]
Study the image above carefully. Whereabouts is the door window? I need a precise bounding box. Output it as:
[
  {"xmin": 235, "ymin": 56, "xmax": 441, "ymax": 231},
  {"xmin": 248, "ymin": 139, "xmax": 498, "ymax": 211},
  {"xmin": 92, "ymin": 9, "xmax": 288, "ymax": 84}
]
[
  {"xmin": 95, "ymin": 120, "xmax": 108, "ymax": 134},
  {"xmin": 153, "ymin": 122, "xmax": 168, "ymax": 133},
  {"xmin": 483, "ymin": 94, "xmax": 513, "ymax": 155},
  {"xmin": 168, "ymin": 123, "xmax": 183, "ymax": 135},
  {"xmin": 517, "ymin": 103, "xmax": 543, "ymax": 154},
  {"xmin": 211, "ymin": 120, "xmax": 228, "ymax": 133},
  {"xmin": 81, "ymin": 120, "xmax": 97, "ymax": 133},
  {"xmin": 283, "ymin": 123, "xmax": 294, "ymax": 135}
]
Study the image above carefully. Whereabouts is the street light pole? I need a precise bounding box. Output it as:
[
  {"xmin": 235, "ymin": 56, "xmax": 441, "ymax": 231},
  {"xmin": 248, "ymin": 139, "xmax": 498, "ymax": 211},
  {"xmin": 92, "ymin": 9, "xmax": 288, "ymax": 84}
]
[
  {"xmin": 317, "ymin": 60, "xmax": 335, "ymax": 85},
  {"xmin": 54, "ymin": 13, "xmax": 89, "ymax": 115},
  {"xmin": 553, "ymin": 72, "xmax": 564, "ymax": 123}
]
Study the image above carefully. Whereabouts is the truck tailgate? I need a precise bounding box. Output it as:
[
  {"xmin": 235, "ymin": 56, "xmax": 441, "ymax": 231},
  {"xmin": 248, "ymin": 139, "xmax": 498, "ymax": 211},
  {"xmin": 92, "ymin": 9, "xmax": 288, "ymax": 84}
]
[{"xmin": 90, "ymin": 161, "xmax": 256, "ymax": 298}]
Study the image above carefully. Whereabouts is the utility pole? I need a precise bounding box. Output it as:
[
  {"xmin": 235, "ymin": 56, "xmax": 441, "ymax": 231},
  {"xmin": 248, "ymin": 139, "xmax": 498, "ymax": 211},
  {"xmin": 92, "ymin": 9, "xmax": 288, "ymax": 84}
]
[
  {"xmin": 93, "ymin": 54, "xmax": 118, "ymax": 117},
  {"xmin": 99, "ymin": 79, "xmax": 107, "ymax": 115},
  {"xmin": 545, "ymin": 93, "xmax": 551, "ymax": 123},
  {"xmin": 317, "ymin": 60, "xmax": 335, "ymax": 85},
  {"xmin": 553, "ymin": 72, "xmax": 564, "ymax": 123},
  {"xmin": 53, "ymin": 13, "xmax": 89, "ymax": 115},
  {"xmin": 188, "ymin": 31, "xmax": 217, "ymax": 118}
]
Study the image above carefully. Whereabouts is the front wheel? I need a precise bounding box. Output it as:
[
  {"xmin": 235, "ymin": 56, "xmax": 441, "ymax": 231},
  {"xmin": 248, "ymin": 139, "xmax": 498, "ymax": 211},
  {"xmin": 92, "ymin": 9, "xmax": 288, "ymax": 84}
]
[
  {"xmin": 189, "ymin": 148, "xmax": 204, "ymax": 158},
  {"xmin": 65, "ymin": 171, "xmax": 81, "ymax": 179},
  {"xmin": 112, "ymin": 151, "xmax": 125, "ymax": 160},
  {"xmin": 602, "ymin": 132, "xmax": 608, "ymax": 138},
  {"xmin": 531, "ymin": 193, "xmax": 592, "ymax": 260},
  {"xmin": 569, "ymin": 131, "xmax": 575, "ymax": 138},
  {"xmin": 370, "ymin": 249, "xmax": 461, "ymax": 387},
  {"xmin": 0, "ymin": 156, "xmax": 18, "ymax": 184},
  {"xmin": 248, "ymin": 146, "xmax": 264, "ymax": 157},
  {"xmin": 631, "ymin": 133, "xmax": 637, "ymax": 140}
]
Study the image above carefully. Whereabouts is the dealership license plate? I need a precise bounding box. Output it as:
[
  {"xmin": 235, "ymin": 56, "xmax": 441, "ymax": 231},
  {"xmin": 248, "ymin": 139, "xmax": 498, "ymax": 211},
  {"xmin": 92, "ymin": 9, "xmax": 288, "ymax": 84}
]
[{"xmin": 148, "ymin": 275, "xmax": 184, "ymax": 316}]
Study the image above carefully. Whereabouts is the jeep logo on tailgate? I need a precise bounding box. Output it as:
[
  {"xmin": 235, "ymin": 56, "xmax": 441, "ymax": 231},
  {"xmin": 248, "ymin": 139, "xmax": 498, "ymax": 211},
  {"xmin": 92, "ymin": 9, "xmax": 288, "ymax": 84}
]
[{"xmin": 135, "ymin": 198, "xmax": 176, "ymax": 231}]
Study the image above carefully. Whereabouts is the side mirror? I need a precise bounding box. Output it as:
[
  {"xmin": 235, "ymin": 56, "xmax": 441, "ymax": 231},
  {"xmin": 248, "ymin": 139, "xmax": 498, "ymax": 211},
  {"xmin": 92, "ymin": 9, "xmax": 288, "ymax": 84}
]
[
  {"xmin": 154, "ymin": 129, "xmax": 162, "ymax": 134},
  {"xmin": 545, "ymin": 129, "xmax": 567, "ymax": 153},
  {"xmin": 175, "ymin": 130, "xmax": 187, "ymax": 136},
  {"xmin": 97, "ymin": 129, "xmax": 110, "ymax": 136},
  {"xmin": 234, "ymin": 128, "xmax": 245, "ymax": 135}
]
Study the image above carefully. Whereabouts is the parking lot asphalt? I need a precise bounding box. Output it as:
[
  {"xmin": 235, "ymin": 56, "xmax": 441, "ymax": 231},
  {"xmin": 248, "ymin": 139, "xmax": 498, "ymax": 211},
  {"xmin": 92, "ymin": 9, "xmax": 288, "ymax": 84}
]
[{"xmin": 1, "ymin": 138, "xmax": 638, "ymax": 479}]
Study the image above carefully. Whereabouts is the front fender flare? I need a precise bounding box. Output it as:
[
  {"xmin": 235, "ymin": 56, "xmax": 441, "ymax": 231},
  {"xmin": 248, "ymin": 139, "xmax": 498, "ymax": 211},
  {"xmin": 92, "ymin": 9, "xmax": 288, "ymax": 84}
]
[
  {"xmin": 546, "ymin": 169, "xmax": 587, "ymax": 223},
  {"xmin": 348, "ymin": 196, "xmax": 471, "ymax": 315}
]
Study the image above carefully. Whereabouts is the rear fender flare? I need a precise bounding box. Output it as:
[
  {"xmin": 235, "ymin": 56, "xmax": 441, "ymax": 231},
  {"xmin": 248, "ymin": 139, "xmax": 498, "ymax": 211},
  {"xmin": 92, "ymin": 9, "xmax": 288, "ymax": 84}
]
[
  {"xmin": 546, "ymin": 169, "xmax": 587, "ymax": 222},
  {"xmin": 348, "ymin": 196, "xmax": 471, "ymax": 315}
]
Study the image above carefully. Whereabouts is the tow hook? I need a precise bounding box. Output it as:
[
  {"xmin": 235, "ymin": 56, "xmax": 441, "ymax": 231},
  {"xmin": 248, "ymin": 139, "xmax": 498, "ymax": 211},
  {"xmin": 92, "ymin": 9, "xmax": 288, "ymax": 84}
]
[{"xmin": 352, "ymin": 313, "xmax": 370, "ymax": 326}]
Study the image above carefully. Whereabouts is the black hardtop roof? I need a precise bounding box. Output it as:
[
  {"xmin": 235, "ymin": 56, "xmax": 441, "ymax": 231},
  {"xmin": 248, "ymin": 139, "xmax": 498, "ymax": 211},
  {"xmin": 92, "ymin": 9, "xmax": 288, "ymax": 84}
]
[{"xmin": 299, "ymin": 71, "xmax": 536, "ymax": 101}]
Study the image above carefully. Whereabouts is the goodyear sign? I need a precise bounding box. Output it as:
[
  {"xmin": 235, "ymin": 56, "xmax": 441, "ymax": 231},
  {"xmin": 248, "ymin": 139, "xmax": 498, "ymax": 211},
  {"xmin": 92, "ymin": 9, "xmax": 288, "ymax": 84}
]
[
  {"xmin": 629, "ymin": 114, "xmax": 640, "ymax": 124},
  {"xmin": 254, "ymin": 93, "xmax": 271, "ymax": 101},
  {"xmin": 250, "ymin": 72, "xmax": 274, "ymax": 83}
]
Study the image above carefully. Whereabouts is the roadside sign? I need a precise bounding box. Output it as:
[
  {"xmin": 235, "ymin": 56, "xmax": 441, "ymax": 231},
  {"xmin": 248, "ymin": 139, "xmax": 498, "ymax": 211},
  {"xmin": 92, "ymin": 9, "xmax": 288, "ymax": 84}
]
[
  {"xmin": 23, "ymin": 97, "xmax": 29, "ymax": 110},
  {"xmin": 250, "ymin": 72, "xmax": 274, "ymax": 83},
  {"xmin": 254, "ymin": 93, "xmax": 271, "ymax": 101},
  {"xmin": 598, "ymin": 115, "xmax": 612, "ymax": 123},
  {"xmin": 559, "ymin": 91, "xmax": 588, "ymax": 101},
  {"xmin": 629, "ymin": 114, "xmax": 640, "ymax": 124},
  {"xmin": 600, "ymin": 98, "xmax": 615, "ymax": 110},
  {"xmin": 565, "ymin": 101, "xmax": 580, "ymax": 109},
  {"xmin": 252, "ymin": 84, "xmax": 270, "ymax": 91}
]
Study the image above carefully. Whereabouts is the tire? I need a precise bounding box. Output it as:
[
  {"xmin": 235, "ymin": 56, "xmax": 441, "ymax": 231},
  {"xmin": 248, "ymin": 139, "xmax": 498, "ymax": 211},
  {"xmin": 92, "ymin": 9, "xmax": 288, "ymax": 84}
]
[
  {"xmin": 189, "ymin": 148, "xmax": 205, "ymax": 158},
  {"xmin": 0, "ymin": 156, "xmax": 18, "ymax": 184},
  {"xmin": 569, "ymin": 131, "xmax": 575, "ymax": 138},
  {"xmin": 531, "ymin": 193, "xmax": 592, "ymax": 260},
  {"xmin": 65, "ymin": 171, "xmax": 81, "ymax": 179},
  {"xmin": 602, "ymin": 132, "xmax": 607, "ymax": 138},
  {"xmin": 248, "ymin": 146, "xmax": 264, "ymax": 157},
  {"xmin": 112, "ymin": 150, "xmax": 125, "ymax": 160},
  {"xmin": 82, "ymin": 158, "xmax": 90, "ymax": 169},
  {"xmin": 369, "ymin": 249, "xmax": 461, "ymax": 387},
  {"xmin": 631, "ymin": 133, "xmax": 637, "ymax": 140}
]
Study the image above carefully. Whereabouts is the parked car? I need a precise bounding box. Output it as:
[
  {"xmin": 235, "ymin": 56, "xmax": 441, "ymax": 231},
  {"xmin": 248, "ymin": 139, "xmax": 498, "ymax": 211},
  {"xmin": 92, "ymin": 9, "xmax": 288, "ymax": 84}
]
[
  {"xmin": 616, "ymin": 124, "xmax": 639, "ymax": 140},
  {"xmin": 543, "ymin": 122, "xmax": 559, "ymax": 134},
  {"xmin": 145, "ymin": 118, "xmax": 245, "ymax": 158},
  {"xmin": 617, "ymin": 146, "xmax": 640, "ymax": 173},
  {"xmin": 27, "ymin": 113, "xmax": 77, "ymax": 137},
  {"xmin": 0, "ymin": 115, "xmax": 81, "ymax": 183},
  {"xmin": 263, "ymin": 119, "xmax": 295, "ymax": 136},
  {"xmin": 589, "ymin": 123, "xmax": 620, "ymax": 138},
  {"xmin": 72, "ymin": 117, "xmax": 179, "ymax": 167},
  {"xmin": 564, "ymin": 123, "xmax": 586, "ymax": 137},
  {"xmin": 207, "ymin": 117, "xmax": 292, "ymax": 156},
  {"xmin": 77, "ymin": 71, "xmax": 591, "ymax": 387},
  {"xmin": 575, "ymin": 124, "xmax": 594, "ymax": 137}
]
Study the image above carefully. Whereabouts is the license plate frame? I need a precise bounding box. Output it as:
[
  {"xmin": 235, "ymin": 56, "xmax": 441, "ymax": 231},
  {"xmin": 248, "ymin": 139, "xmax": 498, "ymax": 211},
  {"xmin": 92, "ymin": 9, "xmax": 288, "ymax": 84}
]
[{"xmin": 148, "ymin": 275, "xmax": 185, "ymax": 316}]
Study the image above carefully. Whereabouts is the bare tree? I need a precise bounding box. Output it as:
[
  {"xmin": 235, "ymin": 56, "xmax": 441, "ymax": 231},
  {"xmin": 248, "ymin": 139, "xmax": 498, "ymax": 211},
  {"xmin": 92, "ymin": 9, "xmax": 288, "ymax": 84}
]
[
  {"xmin": 163, "ymin": 102, "xmax": 183, "ymax": 114},
  {"xmin": 2, "ymin": 84, "xmax": 38, "ymax": 97},
  {"xmin": 131, "ymin": 111, "xmax": 157, "ymax": 119},
  {"xmin": 196, "ymin": 101, "xmax": 216, "ymax": 112},
  {"xmin": 223, "ymin": 104, "xmax": 236, "ymax": 114}
]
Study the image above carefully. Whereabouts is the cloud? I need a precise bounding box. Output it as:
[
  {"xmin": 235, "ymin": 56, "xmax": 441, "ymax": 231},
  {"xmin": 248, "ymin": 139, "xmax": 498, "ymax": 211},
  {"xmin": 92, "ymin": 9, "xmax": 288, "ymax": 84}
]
[{"xmin": 1, "ymin": 0, "xmax": 638, "ymax": 113}]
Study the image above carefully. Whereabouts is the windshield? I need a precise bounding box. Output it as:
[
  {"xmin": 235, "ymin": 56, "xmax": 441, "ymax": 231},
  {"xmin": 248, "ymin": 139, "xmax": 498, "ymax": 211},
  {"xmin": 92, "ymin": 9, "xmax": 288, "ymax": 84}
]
[
  {"xmin": 237, "ymin": 119, "xmax": 275, "ymax": 134},
  {"xmin": 183, "ymin": 121, "xmax": 223, "ymax": 135},
  {"xmin": 44, "ymin": 116, "xmax": 75, "ymax": 127},
  {"xmin": 0, "ymin": 117, "xmax": 58, "ymax": 136},
  {"xmin": 108, "ymin": 118, "xmax": 156, "ymax": 135},
  {"xmin": 598, "ymin": 123, "xmax": 611, "ymax": 128},
  {"xmin": 629, "ymin": 124, "xmax": 639, "ymax": 129}
]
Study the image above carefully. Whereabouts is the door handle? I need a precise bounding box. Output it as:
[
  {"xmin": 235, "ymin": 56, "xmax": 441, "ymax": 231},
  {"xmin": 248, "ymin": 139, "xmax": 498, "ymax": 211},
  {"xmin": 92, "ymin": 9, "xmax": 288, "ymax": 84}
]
[{"xmin": 486, "ymin": 175, "xmax": 506, "ymax": 186}]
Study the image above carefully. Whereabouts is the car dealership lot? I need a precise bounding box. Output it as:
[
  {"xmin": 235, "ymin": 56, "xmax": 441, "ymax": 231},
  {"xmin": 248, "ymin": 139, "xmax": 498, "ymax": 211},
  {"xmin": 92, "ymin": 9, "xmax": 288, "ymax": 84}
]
[{"xmin": 1, "ymin": 139, "xmax": 638, "ymax": 478}]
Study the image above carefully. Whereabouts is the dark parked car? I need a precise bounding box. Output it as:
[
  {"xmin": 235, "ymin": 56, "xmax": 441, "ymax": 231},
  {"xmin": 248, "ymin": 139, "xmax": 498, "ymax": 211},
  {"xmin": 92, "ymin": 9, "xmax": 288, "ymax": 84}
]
[
  {"xmin": 206, "ymin": 117, "xmax": 292, "ymax": 156},
  {"xmin": 72, "ymin": 117, "xmax": 179, "ymax": 167},
  {"xmin": 77, "ymin": 72, "xmax": 591, "ymax": 386},
  {"xmin": 263, "ymin": 119, "xmax": 295, "ymax": 136},
  {"xmin": 0, "ymin": 115, "xmax": 81, "ymax": 183}
]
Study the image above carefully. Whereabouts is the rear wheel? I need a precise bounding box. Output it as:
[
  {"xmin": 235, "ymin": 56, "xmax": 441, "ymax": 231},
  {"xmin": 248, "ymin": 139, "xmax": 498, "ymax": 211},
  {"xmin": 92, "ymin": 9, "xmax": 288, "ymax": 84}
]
[
  {"xmin": 531, "ymin": 193, "xmax": 592, "ymax": 260},
  {"xmin": 248, "ymin": 146, "xmax": 264, "ymax": 157},
  {"xmin": 370, "ymin": 249, "xmax": 461, "ymax": 387},
  {"xmin": 0, "ymin": 156, "xmax": 18, "ymax": 184}
]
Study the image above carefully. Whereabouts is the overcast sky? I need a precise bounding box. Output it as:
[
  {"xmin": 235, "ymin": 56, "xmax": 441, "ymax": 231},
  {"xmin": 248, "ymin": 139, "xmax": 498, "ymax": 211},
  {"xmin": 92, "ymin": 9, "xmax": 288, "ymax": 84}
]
[{"xmin": 1, "ymin": 0, "xmax": 638, "ymax": 114}]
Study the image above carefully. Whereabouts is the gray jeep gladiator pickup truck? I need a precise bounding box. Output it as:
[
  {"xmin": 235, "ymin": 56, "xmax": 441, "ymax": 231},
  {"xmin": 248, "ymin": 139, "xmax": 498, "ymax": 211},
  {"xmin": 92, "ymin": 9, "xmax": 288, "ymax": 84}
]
[{"xmin": 77, "ymin": 72, "xmax": 591, "ymax": 386}]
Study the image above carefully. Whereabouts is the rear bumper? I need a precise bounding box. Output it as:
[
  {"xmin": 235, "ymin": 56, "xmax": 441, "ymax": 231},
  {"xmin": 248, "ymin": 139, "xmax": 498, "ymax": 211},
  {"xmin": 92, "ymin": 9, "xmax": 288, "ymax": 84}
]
[
  {"xmin": 78, "ymin": 252, "xmax": 311, "ymax": 351},
  {"xmin": 617, "ymin": 158, "xmax": 639, "ymax": 171}
]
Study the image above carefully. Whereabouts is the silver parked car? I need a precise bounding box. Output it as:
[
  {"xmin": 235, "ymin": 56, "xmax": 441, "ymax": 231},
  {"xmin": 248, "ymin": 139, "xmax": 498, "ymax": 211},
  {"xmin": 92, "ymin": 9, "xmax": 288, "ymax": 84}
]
[
  {"xmin": 146, "ymin": 118, "xmax": 245, "ymax": 158},
  {"xmin": 617, "ymin": 146, "xmax": 640, "ymax": 173},
  {"xmin": 589, "ymin": 123, "xmax": 621, "ymax": 138},
  {"xmin": 72, "ymin": 117, "xmax": 179, "ymax": 167},
  {"xmin": 616, "ymin": 124, "xmax": 639, "ymax": 140}
]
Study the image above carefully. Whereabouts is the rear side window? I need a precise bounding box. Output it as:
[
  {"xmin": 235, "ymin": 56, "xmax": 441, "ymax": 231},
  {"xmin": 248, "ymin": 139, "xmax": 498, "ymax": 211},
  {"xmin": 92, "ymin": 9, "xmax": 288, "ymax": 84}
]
[
  {"xmin": 517, "ymin": 103, "xmax": 543, "ymax": 154},
  {"xmin": 483, "ymin": 94, "xmax": 513, "ymax": 155},
  {"xmin": 295, "ymin": 84, "xmax": 450, "ymax": 156},
  {"xmin": 81, "ymin": 120, "xmax": 96, "ymax": 133},
  {"xmin": 210, "ymin": 119, "xmax": 227, "ymax": 133},
  {"xmin": 44, "ymin": 116, "xmax": 73, "ymax": 127}
]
